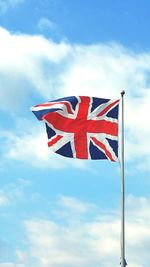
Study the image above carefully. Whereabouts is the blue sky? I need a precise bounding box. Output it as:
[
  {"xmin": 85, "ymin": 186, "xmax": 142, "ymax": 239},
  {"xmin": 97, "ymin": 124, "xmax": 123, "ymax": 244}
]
[
  {"xmin": 1, "ymin": 0, "xmax": 150, "ymax": 47},
  {"xmin": 0, "ymin": 1, "xmax": 150, "ymax": 267}
]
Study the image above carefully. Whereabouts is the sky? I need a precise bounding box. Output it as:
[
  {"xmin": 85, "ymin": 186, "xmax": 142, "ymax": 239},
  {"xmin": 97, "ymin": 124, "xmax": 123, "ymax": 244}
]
[{"xmin": 0, "ymin": 0, "xmax": 150, "ymax": 266}]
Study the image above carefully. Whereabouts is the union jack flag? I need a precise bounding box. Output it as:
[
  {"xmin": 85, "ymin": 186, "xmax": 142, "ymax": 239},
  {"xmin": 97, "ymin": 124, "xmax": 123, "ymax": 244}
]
[{"xmin": 31, "ymin": 96, "xmax": 120, "ymax": 161}]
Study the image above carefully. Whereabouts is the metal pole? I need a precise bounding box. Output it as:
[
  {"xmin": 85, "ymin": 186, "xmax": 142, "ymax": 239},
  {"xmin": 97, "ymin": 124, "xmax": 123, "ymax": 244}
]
[{"xmin": 120, "ymin": 90, "xmax": 126, "ymax": 267}]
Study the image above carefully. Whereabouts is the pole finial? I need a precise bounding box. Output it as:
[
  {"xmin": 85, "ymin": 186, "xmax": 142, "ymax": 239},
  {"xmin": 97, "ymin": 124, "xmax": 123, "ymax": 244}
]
[{"xmin": 121, "ymin": 90, "xmax": 125, "ymax": 97}]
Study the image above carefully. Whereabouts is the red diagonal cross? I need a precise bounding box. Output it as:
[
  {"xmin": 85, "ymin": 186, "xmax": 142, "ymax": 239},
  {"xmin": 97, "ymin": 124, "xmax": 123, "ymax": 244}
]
[{"xmin": 43, "ymin": 96, "xmax": 118, "ymax": 159}]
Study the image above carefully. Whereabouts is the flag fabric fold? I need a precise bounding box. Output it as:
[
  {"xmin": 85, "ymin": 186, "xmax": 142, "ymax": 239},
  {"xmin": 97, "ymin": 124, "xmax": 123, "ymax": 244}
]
[{"xmin": 31, "ymin": 96, "xmax": 120, "ymax": 161}]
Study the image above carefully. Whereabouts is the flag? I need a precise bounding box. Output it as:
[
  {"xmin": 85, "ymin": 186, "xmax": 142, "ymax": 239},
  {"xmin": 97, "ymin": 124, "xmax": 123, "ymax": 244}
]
[{"xmin": 31, "ymin": 96, "xmax": 120, "ymax": 161}]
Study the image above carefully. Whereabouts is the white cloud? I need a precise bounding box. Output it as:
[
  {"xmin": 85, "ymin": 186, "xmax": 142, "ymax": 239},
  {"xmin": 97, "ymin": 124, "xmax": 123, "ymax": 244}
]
[
  {"xmin": 0, "ymin": 195, "xmax": 147, "ymax": 267},
  {"xmin": 24, "ymin": 220, "xmax": 115, "ymax": 267},
  {"xmin": 25, "ymin": 195, "xmax": 150, "ymax": 267},
  {"xmin": 22, "ymin": 205, "xmax": 120, "ymax": 267},
  {"xmin": 0, "ymin": 27, "xmax": 150, "ymax": 169},
  {"xmin": 0, "ymin": 27, "xmax": 71, "ymax": 112},
  {"xmin": 0, "ymin": 195, "xmax": 150, "ymax": 266}
]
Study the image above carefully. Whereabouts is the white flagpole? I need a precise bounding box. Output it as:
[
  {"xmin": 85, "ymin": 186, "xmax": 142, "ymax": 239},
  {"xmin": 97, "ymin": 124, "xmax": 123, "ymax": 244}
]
[{"xmin": 120, "ymin": 90, "xmax": 126, "ymax": 267}]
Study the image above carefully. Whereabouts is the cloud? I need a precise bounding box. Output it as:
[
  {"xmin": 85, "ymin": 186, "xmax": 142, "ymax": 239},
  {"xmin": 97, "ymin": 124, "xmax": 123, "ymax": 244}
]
[
  {"xmin": 1, "ymin": 123, "xmax": 86, "ymax": 170},
  {"xmin": 0, "ymin": 27, "xmax": 71, "ymax": 113},
  {"xmin": 0, "ymin": 264, "xmax": 23, "ymax": 267},
  {"xmin": 0, "ymin": 192, "xmax": 9, "ymax": 206},
  {"xmin": 23, "ymin": 219, "xmax": 118, "ymax": 267},
  {"xmin": 126, "ymin": 195, "xmax": 150, "ymax": 222},
  {"xmin": 23, "ymin": 195, "xmax": 150, "ymax": 267},
  {"xmin": 52, "ymin": 196, "xmax": 97, "ymax": 221},
  {"xmin": 0, "ymin": 0, "xmax": 24, "ymax": 13},
  {"xmin": 0, "ymin": 26, "xmax": 150, "ymax": 169},
  {"xmin": 37, "ymin": 18, "xmax": 57, "ymax": 31},
  {"xmin": 21, "ymin": 196, "xmax": 120, "ymax": 267},
  {"xmin": 0, "ymin": 178, "xmax": 31, "ymax": 207},
  {"xmin": 58, "ymin": 195, "xmax": 96, "ymax": 213},
  {"xmin": 0, "ymin": 195, "xmax": 148, "ymax": 267}
]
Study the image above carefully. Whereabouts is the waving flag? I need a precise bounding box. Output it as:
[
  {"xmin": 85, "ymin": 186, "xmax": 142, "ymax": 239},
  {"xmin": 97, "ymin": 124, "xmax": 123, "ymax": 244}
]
[{"xmin": 31, "ymin": 96, "xmax": 120, "ymax": 161}]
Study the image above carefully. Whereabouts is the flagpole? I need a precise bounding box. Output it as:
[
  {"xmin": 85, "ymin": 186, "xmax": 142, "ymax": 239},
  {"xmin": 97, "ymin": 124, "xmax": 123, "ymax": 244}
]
[{"xmin": 120, "ymin": 90, "xmax": 126, "ymax": 267}]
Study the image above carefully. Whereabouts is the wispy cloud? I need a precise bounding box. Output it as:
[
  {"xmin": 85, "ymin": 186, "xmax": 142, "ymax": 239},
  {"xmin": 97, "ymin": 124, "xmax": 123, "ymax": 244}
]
[
  {"xmin": 0, "ymin": 0, "xmax": 24, "ymax": 13},
  {"xmin": 58, "ymin": 195, "xmax": 96, "ymax": 214},
  {"xmin": 37, "ymin": 18, "xmax": 57, "ymax": 31},
  {"xmin": 0, "ymin": 192, "xmax": 9, "ymax": 206},
  {"xmin": 0, "ymin": 178, "xmax": 31, "ymax": 207},
  {"xmin": 0, "ymin": 264, "xmax": 22, "ymax": 267}
]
